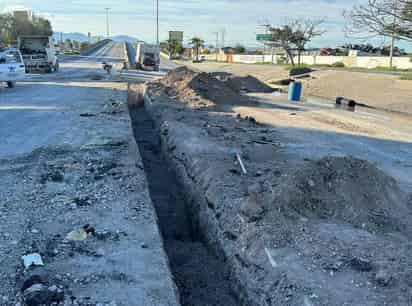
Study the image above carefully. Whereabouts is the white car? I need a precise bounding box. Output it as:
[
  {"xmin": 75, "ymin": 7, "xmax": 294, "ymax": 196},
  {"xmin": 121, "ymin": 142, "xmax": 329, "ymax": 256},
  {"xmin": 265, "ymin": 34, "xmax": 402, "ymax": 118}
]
[{"xmin": 0, "ymin": 48, "xmax": 26, "ymax": 88}]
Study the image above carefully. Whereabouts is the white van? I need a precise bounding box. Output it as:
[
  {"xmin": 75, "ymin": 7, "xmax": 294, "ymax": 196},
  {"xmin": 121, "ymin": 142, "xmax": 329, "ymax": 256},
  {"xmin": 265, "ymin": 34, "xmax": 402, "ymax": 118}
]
[{"xmin": 0, "ymin": 48, "xmax": 25, "ymax": 88}]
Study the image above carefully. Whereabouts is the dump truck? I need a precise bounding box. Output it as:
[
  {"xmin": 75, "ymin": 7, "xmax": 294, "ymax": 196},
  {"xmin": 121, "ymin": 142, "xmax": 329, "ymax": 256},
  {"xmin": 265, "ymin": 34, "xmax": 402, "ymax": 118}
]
[
  {"xmin": 0, "ymin": 48, "xmax": 26, "ymax": 88},
  {"xmin": 18, "ymin": 36, "xmax": 59, "ymax": 73},
  {"xmin": 135, "ymin": 43, "xmax": 160, "ymax": 71}
]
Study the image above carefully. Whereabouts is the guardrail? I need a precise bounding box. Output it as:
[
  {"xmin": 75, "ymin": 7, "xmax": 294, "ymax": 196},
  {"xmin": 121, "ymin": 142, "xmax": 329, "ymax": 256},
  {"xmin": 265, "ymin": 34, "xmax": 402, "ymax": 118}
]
[{"xmin": 81, "ymin": 39, "xmax": 112, "ymax": 56}]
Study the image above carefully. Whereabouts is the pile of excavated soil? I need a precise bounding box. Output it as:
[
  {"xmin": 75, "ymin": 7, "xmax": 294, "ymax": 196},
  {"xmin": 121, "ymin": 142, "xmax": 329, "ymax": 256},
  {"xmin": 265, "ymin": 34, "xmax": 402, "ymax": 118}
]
[
  {"xmin": 224, "ymin": 75, "xmax": 274, "ymax": 93},
  {"xmin": 275, "ymin": 156, "xmax": 412, "ymax": 235},
  {"xmin": 153, "ymin": 66, "xmax": 250, "ymax": 109}
]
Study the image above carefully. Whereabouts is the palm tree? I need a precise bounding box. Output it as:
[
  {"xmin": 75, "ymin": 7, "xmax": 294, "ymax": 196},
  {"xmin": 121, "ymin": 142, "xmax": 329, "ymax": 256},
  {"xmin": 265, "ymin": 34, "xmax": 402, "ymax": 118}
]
[{"xmin": 189, "ymin": 37, "xmax": 204, "ymax": 62}]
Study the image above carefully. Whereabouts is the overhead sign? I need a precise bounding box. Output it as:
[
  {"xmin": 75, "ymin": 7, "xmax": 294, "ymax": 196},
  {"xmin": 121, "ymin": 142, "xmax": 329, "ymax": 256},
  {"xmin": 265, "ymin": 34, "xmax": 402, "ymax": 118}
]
[
  {"xmin": 256, "ymin": 34, "xmax": 272, "ymax": 41},
  {"xmin": 169, "ymin": 31, "xmax": 184, "ymax": 42}
]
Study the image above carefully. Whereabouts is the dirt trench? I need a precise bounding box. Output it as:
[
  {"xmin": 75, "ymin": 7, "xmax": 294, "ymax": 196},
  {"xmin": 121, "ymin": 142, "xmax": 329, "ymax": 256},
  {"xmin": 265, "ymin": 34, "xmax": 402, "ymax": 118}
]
[{"xmin": 129, "ymin": 105, "xmax": 238, "ymax": 306}]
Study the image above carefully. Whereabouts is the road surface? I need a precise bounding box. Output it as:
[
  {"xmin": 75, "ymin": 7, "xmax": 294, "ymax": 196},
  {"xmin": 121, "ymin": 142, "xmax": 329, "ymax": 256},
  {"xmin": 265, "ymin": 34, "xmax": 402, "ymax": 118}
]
[{"xmin": 0, "ymin": 41, "xmax": 179, "ymax": 306}]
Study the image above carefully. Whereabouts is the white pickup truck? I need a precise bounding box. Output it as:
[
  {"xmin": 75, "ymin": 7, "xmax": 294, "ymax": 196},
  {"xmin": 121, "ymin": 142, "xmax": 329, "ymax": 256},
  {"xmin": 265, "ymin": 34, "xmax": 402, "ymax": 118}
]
[
  {"xmin": 18, "ymin": 36, "xmax": 59, "ymax": 73},
  {"xmin": 0, "ymin": 48, "xmax": 26, "ymax": 88}
]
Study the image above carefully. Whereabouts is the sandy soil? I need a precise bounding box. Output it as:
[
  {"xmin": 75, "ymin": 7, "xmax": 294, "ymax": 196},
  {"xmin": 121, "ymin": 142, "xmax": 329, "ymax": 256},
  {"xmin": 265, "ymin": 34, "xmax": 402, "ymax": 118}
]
[{"xmin": 180, "ymin": 61, "xmax": 412, "ymax": 115}]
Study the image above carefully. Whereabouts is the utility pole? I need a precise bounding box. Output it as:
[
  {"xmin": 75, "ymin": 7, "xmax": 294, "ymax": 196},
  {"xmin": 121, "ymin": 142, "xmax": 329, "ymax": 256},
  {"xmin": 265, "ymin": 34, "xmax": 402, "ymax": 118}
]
[
  {"xmin": 213, "ymin": 32, "xmax": 219, "ymax": 61},
  {"xmin": 221, "ymin": 28, "xmax": 226, "ymax": 48},
  {"xmin": 105, "ymin": 8, "xmax": 110, "ymax": 38},
  {"xmin": 156, "ymin": 0, "xmax": 159, "ymax": 45}
]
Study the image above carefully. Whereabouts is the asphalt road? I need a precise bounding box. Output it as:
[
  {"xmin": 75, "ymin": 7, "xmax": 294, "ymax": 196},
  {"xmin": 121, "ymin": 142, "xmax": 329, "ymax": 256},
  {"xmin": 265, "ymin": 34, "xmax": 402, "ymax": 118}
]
[{"xmin": 0, "ymin": 41, "xmax": 174, "ymax": 158}]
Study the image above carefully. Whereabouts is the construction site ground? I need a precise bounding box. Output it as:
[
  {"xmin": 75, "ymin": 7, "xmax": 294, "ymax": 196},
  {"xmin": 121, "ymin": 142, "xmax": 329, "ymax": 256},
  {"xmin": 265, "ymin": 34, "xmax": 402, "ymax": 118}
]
[
  {"xmin": 128, "ymin": 66, "xmax": 412, "ymax": 305},
  {"xmin": 178, "ymin": 60, "xmax": 412, "ymax": 115},
  {"xmin": 1, "ymin": 39, "xmax": 412, "ymax": 306}
]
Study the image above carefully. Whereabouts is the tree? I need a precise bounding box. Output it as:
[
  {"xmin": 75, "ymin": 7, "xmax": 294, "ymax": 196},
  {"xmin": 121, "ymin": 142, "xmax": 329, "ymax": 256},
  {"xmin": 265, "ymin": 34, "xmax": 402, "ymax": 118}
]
[
  {"xmin": 290, "ymin": 19, "xmax": 325, "ymax": 65},
  {"xmin": 344, "ymin": 0, "xmax": 412, "ymax": 41},
  {"xmin": 233, "ymin": 44, "xmax": 246, "ymax": 54},
  {"xmin": 265, "ymin": 19, "xmax": 324, "ymax": 66},
  {"xmin": 190, "ymin": 37, "xmax": 204, "ymax": 62},
  {"xmin": 0, "ymin": 14, "xmax": 14, "ymax": 43},
  {"xmin": 268, "ymin": 25, "xmax": 296, "ymax": 65},
  {"xmin": 166, "ymin": 39, "xmax": 183, "ymax": 57},
  {"xmin": 0, "ymin": 13, "xmax": 53, "ymax": 43}
]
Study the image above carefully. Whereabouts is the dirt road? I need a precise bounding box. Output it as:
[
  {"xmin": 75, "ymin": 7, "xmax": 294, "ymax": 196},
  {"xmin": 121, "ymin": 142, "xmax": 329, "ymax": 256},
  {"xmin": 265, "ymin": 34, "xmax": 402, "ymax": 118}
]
[{"xmin": 0, "ymin": 43, "xmax": 179, "ymax": 306}]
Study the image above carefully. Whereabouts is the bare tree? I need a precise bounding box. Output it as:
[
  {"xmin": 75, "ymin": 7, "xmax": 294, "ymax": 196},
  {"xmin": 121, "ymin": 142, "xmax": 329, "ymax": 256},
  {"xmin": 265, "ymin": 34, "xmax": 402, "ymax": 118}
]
[
  {"xmin": 344, "ymin": 0, "xmax": 412, "ymax": 41},
  {"xmin": 290, "ymin": 19, "xmax": 325, "ymax": 65},
  {"xmin": 267, "ymin": 19, "xmax": 325, "ymax": 66}
]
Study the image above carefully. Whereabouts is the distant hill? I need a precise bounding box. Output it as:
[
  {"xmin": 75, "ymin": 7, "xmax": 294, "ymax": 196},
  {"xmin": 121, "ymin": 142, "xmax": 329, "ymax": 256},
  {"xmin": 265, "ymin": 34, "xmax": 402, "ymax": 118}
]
[
  {"xmin": 52, "ymin": 32, "xmax": 89, "ymax": 42},
  {"xmin": 52, "ymin": 32, "xmax": 139, "ymax": 44}
]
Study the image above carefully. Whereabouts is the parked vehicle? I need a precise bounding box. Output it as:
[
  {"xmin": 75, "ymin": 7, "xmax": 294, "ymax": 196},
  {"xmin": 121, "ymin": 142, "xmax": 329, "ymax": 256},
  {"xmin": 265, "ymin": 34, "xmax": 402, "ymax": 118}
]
[
  {"xmin": 135, "ymin": 43, "xmax": 160, "ymax": 71},
  {"xmin": 0, "ymin": 48, "xmax": 25, "ymax": 88},
  {"xmin": 18, "ymin": 36, "xmax": 59, "ymax": 73}
]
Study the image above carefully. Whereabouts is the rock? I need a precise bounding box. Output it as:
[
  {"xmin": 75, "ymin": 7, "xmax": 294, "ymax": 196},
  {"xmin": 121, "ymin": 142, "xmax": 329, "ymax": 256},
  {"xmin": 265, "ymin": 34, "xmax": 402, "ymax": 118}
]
[
  {"xmin": 66, "ymin": 229, "xmax": 88, "ymax": 241},
  {"xmin": 375, "ymin": 269, "xmax": 392, "ymax": 286},
  {"xmin": 350, "ymin": 257, "xmax": 373, "ymax": 272},
  {"xmin": 23, "ymin": 284, "xmax": 50, "ymax": 306},
  {"xmin": 23, "ymin": 283, "xmax": 64, "ymax": 306},
  {"xmin": 21, "ymin": 275, "xmax": 46, "ymax": 292},
  {"xmin": 240, "ymin": 193, "xmax": 265, "ymax": 222},
  {"xmin": 308, "ymin": 179, "xmax": 316, "ymax": 187}
]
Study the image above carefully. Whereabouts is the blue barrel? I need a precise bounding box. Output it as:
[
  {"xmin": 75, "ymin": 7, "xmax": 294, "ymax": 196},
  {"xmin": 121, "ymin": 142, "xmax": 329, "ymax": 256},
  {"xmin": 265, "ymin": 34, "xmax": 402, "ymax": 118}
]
[{"xmin": 288, "ymin": 81, "xmax": 302, "ymax": 102}]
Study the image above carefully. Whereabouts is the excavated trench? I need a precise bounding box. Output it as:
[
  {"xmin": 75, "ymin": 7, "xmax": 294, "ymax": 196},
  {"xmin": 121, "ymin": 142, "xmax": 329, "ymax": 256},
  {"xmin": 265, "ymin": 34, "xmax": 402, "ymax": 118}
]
[{"xmin": 129, "ymin": 105, "xmax": 238, "ymax": 306}]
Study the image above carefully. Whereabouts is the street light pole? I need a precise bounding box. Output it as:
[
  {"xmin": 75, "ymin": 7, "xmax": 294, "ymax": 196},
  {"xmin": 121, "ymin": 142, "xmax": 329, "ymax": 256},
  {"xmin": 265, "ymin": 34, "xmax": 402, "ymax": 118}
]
[
  {"xmin": 105, "ymin": 8, "xmax": 110, "ymax": 38},
  {"xmin": 156, "ymin": 0, "xmax": 159, "ymax": 45},
  {"xmin": 213, "ymin": 32, "xmax": 219, "ymax": 61}
]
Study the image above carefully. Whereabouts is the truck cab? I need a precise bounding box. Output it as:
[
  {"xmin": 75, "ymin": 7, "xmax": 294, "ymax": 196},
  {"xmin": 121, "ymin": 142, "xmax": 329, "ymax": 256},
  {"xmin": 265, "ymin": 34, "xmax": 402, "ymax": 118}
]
[
  {"xmin": 0, "ymin": 48, "xmax": 25, "ymax": 88},
  {"xmin": 136, "ymin": 43, "xmax": 160, "ymax": 72}
]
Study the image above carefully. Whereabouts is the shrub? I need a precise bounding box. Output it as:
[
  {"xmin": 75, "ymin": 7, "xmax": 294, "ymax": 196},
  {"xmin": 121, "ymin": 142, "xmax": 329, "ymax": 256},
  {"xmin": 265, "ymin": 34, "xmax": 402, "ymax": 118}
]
[
  {"xmin": 289, "ymin": 66, "xmax": 313, "ymax": 76},
  {"xmin": 332, "ymin": 62, "xmax": 345, "ymax": 68}
]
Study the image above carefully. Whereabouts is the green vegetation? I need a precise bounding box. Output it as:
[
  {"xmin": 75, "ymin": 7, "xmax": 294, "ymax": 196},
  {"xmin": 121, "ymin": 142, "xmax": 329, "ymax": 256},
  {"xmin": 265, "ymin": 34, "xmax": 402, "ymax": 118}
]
[
  {"xmin": 0, "ymin": 13, "xmax": 53, "ymax": 44},
  {"xmin": 289, "ymin": 66, "xmax": 313, "ymax": 76},
  {"xmin": 331, "ymin": 61, "xmax": 345, "ymax": 68},
  {"xmin": 190, "ymin": 37, "xmax": 204, "ymax": 62},
  {"xmin": 400, "ymin": 75, "xmax": 412, "ymax": 81},
  {"xmin": 233, "ymin": 44, "xmax": 246, "ymax": 54}
]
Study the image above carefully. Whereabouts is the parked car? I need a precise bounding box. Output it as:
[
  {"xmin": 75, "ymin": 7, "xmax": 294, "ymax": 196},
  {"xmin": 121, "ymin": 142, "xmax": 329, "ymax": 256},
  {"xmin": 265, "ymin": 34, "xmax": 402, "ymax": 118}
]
[{"xmin": 0, "ymin": 48, "xmax": 26, "ymax": 88}]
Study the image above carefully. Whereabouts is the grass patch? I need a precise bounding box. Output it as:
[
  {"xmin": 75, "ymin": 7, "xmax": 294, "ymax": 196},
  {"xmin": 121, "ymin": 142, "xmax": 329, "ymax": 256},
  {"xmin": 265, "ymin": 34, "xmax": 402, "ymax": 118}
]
[{"xmin": 400, "ymin": 75, "xmax": 412, "ymax": 80}]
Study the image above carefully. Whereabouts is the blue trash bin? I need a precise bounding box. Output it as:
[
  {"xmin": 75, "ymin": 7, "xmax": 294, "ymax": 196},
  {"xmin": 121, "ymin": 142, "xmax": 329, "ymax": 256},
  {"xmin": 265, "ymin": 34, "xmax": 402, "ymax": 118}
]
[{"xmin": 288, "ymin": 81, "xmax": 302, "ymax": 102}]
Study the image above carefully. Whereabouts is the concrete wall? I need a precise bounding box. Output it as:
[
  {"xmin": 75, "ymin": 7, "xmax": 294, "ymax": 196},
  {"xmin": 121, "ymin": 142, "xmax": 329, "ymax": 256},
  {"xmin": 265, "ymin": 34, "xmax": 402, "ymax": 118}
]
[{"xmin": 204, "ymin": 53, "xmax": 412, "ymax": 69}]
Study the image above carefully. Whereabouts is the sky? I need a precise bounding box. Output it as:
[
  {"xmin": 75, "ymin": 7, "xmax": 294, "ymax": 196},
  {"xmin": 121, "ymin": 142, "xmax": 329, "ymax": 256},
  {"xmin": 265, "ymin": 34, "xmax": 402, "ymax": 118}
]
[{"xmin": 1, "ymin": 0, "xmax": 411, "ymax": 50}]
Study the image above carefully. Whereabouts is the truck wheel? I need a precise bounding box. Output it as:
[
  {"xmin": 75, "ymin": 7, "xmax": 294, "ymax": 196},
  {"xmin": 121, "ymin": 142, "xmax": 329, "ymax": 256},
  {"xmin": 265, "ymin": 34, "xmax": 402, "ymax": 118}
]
[
  {"xmin": 54, "ymin": 62, "xmax": 59, "ymax": 72},
  {"xmin": 46, "ymin": 65, "xmax": 53, "ymax": 73},
  {"xmin": 6, "ymin": 81, "xmax": 15, "ymax": 88}
]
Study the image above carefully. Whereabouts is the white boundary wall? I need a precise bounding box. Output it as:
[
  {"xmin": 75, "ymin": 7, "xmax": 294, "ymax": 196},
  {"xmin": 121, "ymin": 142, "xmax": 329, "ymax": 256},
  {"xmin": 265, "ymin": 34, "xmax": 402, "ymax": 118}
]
[{"xmin": 203, "ymin": 54, "xmax": 412, "ymax": 69}]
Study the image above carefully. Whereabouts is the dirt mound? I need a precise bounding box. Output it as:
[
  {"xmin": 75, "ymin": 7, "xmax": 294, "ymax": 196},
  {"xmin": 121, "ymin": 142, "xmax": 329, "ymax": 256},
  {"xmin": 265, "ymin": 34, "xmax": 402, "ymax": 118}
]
[
  {"xmin": 157, "ymin": 66, "xmax": 249, "ymax": 108},
  {"xmin": 225, "ymin": 75, "xmax": 274, "ymax": 93},
  {"xmin": 276, "ymin": 156, "xmax": 412, "ymax": 235}
]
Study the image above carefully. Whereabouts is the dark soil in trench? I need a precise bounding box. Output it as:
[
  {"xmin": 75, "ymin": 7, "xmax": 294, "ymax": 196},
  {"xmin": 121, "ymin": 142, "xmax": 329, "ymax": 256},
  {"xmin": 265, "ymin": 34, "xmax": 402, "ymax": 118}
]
[{"xmin": 129, "ymin": 106, "xmax": 238, "ymax": 306}]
